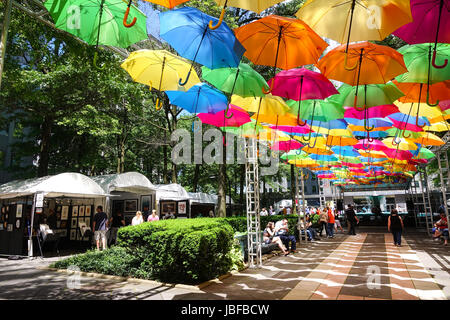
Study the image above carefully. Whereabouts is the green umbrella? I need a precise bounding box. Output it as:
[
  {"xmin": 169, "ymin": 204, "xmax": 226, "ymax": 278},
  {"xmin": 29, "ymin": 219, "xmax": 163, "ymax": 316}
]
[
  {"xmin": 202, "ymin": 63, "xmax": 269, "ymax": 118},
  {"xmin": 333, "ymin": 83, "xmax": 404, "ymax": 109},
  {"xmin": 416, "ymin": 148, "xmax": 435, "ymax": 160},
  {"xmin": 280, "ymin": 150, "xmax": 308, "ymax": 161},
  {"xmin": 45, "ymin": 0, "xmax": 147, "ymax": 67},
  {"xmin": 386, "ymin": 128, "xmax": 422, "ymax": 140},
  {"xmin": 221, "ymin": 119, "xmax": 263, "ymax": 137},
  {"xmin": 287, "ymin": 99, "xmax": 344, "ymax": 123}
]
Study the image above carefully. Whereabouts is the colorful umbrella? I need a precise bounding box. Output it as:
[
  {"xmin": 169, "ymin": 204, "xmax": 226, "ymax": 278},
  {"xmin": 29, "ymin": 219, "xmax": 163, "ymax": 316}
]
[
  {"xmin": 393, "ymin": 0, "xmax": 449, "ymax": 69},
  {"xmin": 271, "ymin": 140, "xmax": 304, "ymax": 152},
  {"xmin": 159, "ymin": 7, "xmax": 245, "ymax": 85},
  {"xmin": 287, "ymin": 99, "xmax": 344, "ymax": 124},
  {"xmin": 197, "ymin": 104, "xmax": 250, "ymax": 127},
  {"xmin": 234, "ymin": 15, "xmax": 328, "ymax": 90},
  {"xmin": 394, "ymin": 80, "xmax": 450, "ymax": 105},
  {"xmin": 344, "ymin": 104, "xmax": 399, "ymax": 120},
  {"xmin": 231, "ymin": 94, "xmax": 289, "ymax": 118},
  {"xmin": 148, "ymin": 0, "xmax": 190, "ymax": 8},
  {"xmin": 44, "ymin": 0, "xmax": 147, "ymax": 67},
  {"xmin": 166, "ymin": 83, "xmax": 228, "ymax": 114}
]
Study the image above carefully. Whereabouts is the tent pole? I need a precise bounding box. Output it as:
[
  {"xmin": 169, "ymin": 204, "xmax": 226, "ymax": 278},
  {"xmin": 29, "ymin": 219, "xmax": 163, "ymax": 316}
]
[
  {"xmin": 0, "ymin": 0, "xmax": 13, "ymax": 90},
  {"xmin": 28, "ymin": 192, "xmax": 37, "ymax": 258}
]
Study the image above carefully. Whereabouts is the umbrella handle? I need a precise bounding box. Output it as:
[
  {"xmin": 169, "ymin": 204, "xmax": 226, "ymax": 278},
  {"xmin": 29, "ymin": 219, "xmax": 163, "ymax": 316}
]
[
  {"xmin": 209, "ymin": 7, "xmax": 226, "ymax": 30},
  {"xmin": 93, "ymin": 51, "xmax": 105, "ymax": 70},
  {"xmin": 262, "ymin": 78, "xmax": 274, "ymax": 94},
  {"xmin": 426, "ymin": 89, "xmax": 439, "ymax": 107},
  {"xmin": 307, "ymin": 137, "xmax": 317, "ymax": 149},
  {"xmin": 179, "ymin": 70, "xmax": 191, "ymax": 86},
  {"xmin": 123, "ymin": 7, "xmax": 137, "ymax": 28},
  {"xmin": 155, "ymin": 98, "xmax": 163, "ymax": 111},
  {"xmin": 344, "ymin": 52, "xmax": 358, "ymax": 71},
  {"xmin": 224, "ymin": 104, "xmax": 234, "ymax": 119},
  {"xmin": 432, "ymin": 49, "xmax": 448, "ymax": 69},
  {"xmin": 362, "ymin": 139, "xmax": 370, "ymax": 150},
  {"xmin": 402, "ymin": 130, "xmax": 411, "ymax": 139}
]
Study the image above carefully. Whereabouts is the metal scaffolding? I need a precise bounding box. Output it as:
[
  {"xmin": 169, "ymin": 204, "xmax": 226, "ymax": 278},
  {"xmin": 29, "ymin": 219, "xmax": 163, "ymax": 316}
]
[
  {"xmin": 245, "ymin": 137, "xmax": 262, "ymax": 268},
  {"xmin": 318, "ymin": 178, "xmax": 326, "ymax": 208}
]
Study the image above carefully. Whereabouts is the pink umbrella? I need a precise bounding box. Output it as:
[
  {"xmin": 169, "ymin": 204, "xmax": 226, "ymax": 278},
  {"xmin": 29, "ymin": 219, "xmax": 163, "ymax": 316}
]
[
  {"xmin": 349, "ymin": 168, "xmax": 366, "ymax": 174},
  {"xmin": 271, "ymin": 140, "xmax": 304, "ymax": 151},
  {"xmin": 269, "ymin": 125, "xmax": 311, "ymax": 134},
  {"xmin": 197, "ymin": 104, "xmax": 250, "ymax": 128},
  {"xmin": 267, "ymin": 68, "xmax": 338, "ymax": 125},
  {"xmin": 388, "ymin": 117, "xmax": 424, "ymax": 132},
  {"xmin": 342, "ymin": 162, "xmax": 364, "ymax": 168},
  {"xmin": 393, "ymin": 0, "xmax": 449, "ymax": 68},
  {"xmin": 354, "ymin": 139, "xmax": 388, "ymax": 152},
  {"xmin": 383, "ymin": 148, "xmax": 414, "ymax": 161},
  {"xmin": 439, "ymin": 99, "xmax": 450, "ymax": 111},
  {"xmin": 344, "ymin": 104, "xmax": 399, "ymax": 120}
]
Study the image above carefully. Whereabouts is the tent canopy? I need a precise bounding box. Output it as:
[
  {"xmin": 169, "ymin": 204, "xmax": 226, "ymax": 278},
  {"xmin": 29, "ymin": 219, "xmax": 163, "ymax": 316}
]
[
  {"xmin": 0, "ymin": 173, "xmax": 108, "ymax": 199},
  {"xmin": 91, "ymin": 172, "xmax": 156, "ymax": 194},
  {"xmin": 188, "ymin": 192, "xmax": 234, "ymax": 205},
  {"xmin": 155, "ymin": 184, "xmax": 190, "ymax": 201}
]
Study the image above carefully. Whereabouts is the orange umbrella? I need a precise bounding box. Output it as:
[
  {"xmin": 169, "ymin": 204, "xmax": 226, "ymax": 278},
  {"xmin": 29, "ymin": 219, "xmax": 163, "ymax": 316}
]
[
  {"xmin": 147, "ymin": 0, "xmax": 190, "ymax": 8},
  {"xmin": 325, "ymin": 135, "xmax": 358, "ymax": 147},
  {"xmin": 234, "ymin": 15, "xmax": 328, "ymax": 91},
  {"xmin": 394, "ymin": 80, "xmax": 450, "ymax": 105},
  {"xmin": 318, "ymin": 42, "xmax": 407, "ymax": 86},
  {"xmin": 250, "ymin": 113, "xmax": 300, "ymax": 126},
  {"xmin": 348, "ymin": 125, "xmax": 392, "ymax": 132}
]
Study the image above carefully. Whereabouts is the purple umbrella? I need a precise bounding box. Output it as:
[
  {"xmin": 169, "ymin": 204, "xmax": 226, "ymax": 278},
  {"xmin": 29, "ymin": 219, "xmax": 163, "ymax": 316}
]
[{"xmin": 393, "ymin": 0, "xmax": 449, "ymax": 68}]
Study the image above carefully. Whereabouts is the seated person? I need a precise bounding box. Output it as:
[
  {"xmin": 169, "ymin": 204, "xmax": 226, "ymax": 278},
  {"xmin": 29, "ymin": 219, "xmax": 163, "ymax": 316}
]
[
  {"xmin": 432, "ymin": 212, "xmax": 448, "ymax": 240},
  {"xmin": 263, "ymin": 222, "xmax": 288, "ymax": 255},
  {"xmin": 305, "ymin": 216, "xmax": 320, "ymax": 241},
  {"xmin": 442, "ymin": 229, "xmax": 448, "ymax": 246},
  {"xmin": 274, "ymin": 219, "xmax": 297, "ymax": 253}
]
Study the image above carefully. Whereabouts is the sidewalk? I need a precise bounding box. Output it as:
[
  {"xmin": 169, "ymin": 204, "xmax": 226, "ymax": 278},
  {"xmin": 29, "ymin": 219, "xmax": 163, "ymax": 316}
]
[{"xmin": 0, "ymin": 230, "xmax": 448, "ymax": 300}]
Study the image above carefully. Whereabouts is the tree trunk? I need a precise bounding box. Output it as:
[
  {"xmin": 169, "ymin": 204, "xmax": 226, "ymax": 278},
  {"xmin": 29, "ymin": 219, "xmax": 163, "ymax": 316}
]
[
  {"xmin": 37, "ymin": 116, "xmax": 52, "ymax": 177},
  {"xmin": 290, "ymin": 164, "xmax": 296, "ymax": 213},
  {"xmin": 193, "ymin": 164, "xmax": 201, "ymax": 192},
  {"xmin": 240, "ymin": 164, "xmax": 245, "ymax": 214},
  {"xmin": 172, "ymin": 163, "xmax": 177, "ymax": 183},
  {"xmin": 217, "ymin": 163, "xmax": 227, "ymax": 217},
  {"xmin": 163, "ymin": 144, "xmax": 168, "ymax": 184}
]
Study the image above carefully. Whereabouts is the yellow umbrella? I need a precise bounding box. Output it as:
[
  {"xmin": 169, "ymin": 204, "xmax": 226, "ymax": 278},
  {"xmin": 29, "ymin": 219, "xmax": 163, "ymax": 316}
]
[
  {"xmin": 411, "ymin": 132, "xmax": 445, "ymax": 146},
  {"xmin": 231, "ymin": 94, "xmax": 289, "ymax": 117},
  {"xmin": 395, "ymin": 101, "xmax": 444, "ymax": 119},
  {"xmin": 302, "ymin": 146, "xmax": 333, "ymax": 155},
  {"xmin": 288, "ymin": 159, "xmax": 319, "ymax": 167},
  {"xmin": 257, "ymin": 126, "xmax": 291, "ymax": 142},
  {"xmin": 358, "ymin": 150, "xmax": 387, "ymax": 159},
  {"xmin": 250, "ymin": 113, "xmax": 299, "ymax": 126},
  {"xmin": 424, "ymin": 121, "xmax": 450, "ymax": 132},
  {"xmin": 382, "ymin": 137, "xmax": 418, "ymax": 151},
  {"xmin": 429, "ymin": 112, "xmax": 450, "ymax": 124},
  {"xmin": 121, "ymin": 50, "xmax": 200, "ymax": 108},
  {"xmin": 209, "ymin": 0, "xmax": 283, "ymax": 29},
  {"xmin": 294, "ymin": 136, "xmax": 327, "ymax": 147},
  {"xmin": 310, "ymin": 126, "xmax": 353, "ymax": 137},
  {"xmin": 325, "ymin": 135, "xmax": 358, "ymax": 146}
]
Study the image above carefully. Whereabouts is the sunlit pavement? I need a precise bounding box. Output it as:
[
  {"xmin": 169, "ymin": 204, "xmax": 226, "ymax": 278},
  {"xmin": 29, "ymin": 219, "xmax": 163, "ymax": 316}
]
[{"xmin": 0, "ymin": 228, "xmax": 448, "ymax": 300}]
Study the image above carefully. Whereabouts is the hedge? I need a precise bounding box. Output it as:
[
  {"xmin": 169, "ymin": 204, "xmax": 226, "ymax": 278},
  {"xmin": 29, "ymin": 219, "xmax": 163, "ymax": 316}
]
[{"xmin": 223, "ymin": 215, "xmax": 300, "ymax": 236}]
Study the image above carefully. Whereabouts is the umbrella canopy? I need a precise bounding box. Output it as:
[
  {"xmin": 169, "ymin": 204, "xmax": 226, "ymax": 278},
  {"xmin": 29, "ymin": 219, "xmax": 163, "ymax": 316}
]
[
  {"xmin": 382, "ymin": 137, "xmax": 419, "ymax": 151},
  {"xmin": 326, "ymin": 135, "xmax": 358, "ymax": 147},
  {"xmin": 394, "ymin": 80, "xmax": 450, "ymax": 105},
  {"xmin": 334, "ymin": 83, "xmax": 404, "ymax": 108},
  {"xmin": 201, "ymin": 63, "xmax": 268, "ymax": 97},
  {"xmin": 318, "ymin": 42, "xmax": 408, "ymax": 86},
  {"xmin": 287, "ymin": 99, "xmax": 344, "ymax": 122},
  {"xmin": 159, "ymin": 7, "xmax": 245, "ymax": 84},
  {"xmin": 166, "ymin": 83, "xmax": 228, "ymax": 114},
  {"xmin": 344, "ymin": 104, "xmax": 399, "ymax": 119},
  {"xmin": 296, "ymin": 0, "xmax": 412, "ymax": 43},
  {"xmin": 271, "ymin": 140, "xmax": 304, "ymax": 151},
  {"xmin": 231, "ymin": 94, "xmax": 289, "ymax": 116},
  {"xmin": 411, "ymin": 132, "xmax": 445, "ymax": 146},
  {"xmin": 234, "ymin": 15, "xmax": 328, "ymax": 70},
  {"xmin": 44, "ymin": 0, "xmax": 147, "ymax": 47},
  {"xmin": 270, "ymin": 125, "xmax": 311, "ymax": 135},
  {"xmin": 251, "ymin": 113, "xmax": 299, "ymax": 126},
  {"xmin": 121, "ymin": 49, "xmax": 200, "ymax": 91},
  {"xmin": 148, "ymin": 0, "xmax": 190, "ymax": 8},
  {"xmin": 197, "ymin": 104, "xmax": 250, "ymax": 127}
]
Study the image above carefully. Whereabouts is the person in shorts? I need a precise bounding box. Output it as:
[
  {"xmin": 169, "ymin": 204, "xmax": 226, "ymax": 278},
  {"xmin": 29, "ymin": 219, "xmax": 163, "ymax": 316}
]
[{"xmin": 93, "ymin": 206, "xmax": 108, "ymax": 250}]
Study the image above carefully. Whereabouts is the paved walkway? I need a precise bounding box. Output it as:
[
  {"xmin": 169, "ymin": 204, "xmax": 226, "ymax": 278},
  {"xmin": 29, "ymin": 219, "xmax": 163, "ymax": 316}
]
[{"xmin": 0, "ymin": 229, "xmax": 449, "ymax": 300}]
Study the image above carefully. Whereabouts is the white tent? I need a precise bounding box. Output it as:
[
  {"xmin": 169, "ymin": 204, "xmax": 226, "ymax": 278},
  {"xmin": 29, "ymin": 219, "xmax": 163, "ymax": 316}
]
[
  {"xmin": 155, "ymin": 184, "xmax": 190, "ymax": 202},
  {"xmin": 188, "ymin": 192, "xmax": 234, "ymax": 205},
  {"xmin": 0, "ymin": 172, "xmax": 107, "ymax": 199},
  {"xmin": 91, "ymin": 172, "xmax": 156, "ymax": 194}
]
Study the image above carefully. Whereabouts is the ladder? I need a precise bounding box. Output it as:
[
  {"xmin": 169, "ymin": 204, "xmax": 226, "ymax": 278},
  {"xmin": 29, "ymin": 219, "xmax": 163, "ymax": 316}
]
[
  {"xmin": 318, "ymin": 178, "xmax": 326, "ymax": 208},
  {"xmin": 436, "ymin": 150, "xmax": 450, "ymax": 233},
  {"xmin": 245, "ymin": 138, "xmax": 262, "ymax": 268},
  {"xmin": 296, "ymin": 169, "xmax": 307, "ymax": 243}
]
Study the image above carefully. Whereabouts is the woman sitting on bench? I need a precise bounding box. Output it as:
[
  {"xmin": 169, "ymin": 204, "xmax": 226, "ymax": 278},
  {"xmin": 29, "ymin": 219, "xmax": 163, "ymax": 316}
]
[{"xmin": 263, "ymin": 222, "xmax": 289, "ymax": 256}]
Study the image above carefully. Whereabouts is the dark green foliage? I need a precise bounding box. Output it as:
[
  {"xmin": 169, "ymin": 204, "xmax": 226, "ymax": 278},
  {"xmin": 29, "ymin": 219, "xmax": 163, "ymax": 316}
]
[{"xmin": 223, "ymin": 215, "xmax": 300, "ymax": 236}]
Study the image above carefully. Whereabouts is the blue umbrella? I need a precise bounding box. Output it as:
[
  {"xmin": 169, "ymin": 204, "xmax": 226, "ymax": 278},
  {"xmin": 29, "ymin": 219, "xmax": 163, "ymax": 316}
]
[
  {"xmin": 352, "ymin": 131, "xmax": 389, "ymax": 138},
  {"xmin": 159, "ymin": 7, "xmax": 246, "ymax": 85},
  {"xmin": 331, "ymin": 146, "xmax": 360, "ymax": 157},
  {"xmin": 345, "ymin": 117, "xmax": 393, "ymax": 127},
  {"xmin": 165, "ymin": 83, "xmax": 228, "ymax": 114},
  {"xmin": 309, "ymin": 154, "xmax": 338, "ymax": 162}
]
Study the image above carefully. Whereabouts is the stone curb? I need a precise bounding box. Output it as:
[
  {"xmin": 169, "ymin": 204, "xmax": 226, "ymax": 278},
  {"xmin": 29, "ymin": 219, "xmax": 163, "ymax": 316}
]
[{"xmin": 38, "ymin": 252, "xmax": 281, "ymax": 291}]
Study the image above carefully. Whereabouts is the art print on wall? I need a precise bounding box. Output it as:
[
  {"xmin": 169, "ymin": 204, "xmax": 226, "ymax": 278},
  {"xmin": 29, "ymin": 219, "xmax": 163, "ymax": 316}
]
[
  {"xmin": 125, "ymin": 200, "xmax": 138, "ymax": 213},
  {"xmin": 16, "ymin": 204, "xmax": 23, "ymax": 218},
  {"xmin": 178, "ymin": 202, "xmax": 187, "ymax": 214},
  {"xmin": 141, "ymin": 195, "xmax": 152, "ymax": 211},
  {"xmin": 60, "ymin": 220, "xmax": 67, "ymax": 229},
  {"xmin": 85, "ymin": 206, "xmax": 91, "ymax": 217},
  {"xmin": 7, "ymin": 224, "xmax": 13, "ymax": 232},
  {"xmin": 15, "ymin": 219, "xmax": 20, "ymax": 229},
  {"xmin": 61, "ymin": 206, "xmax": 69, "ymax": 220},
  {"xmin": 79, "ymin": 206, "xmax": 85, "ymax": 217},
  {"xmin": 70, "ymin": 229, "xmax": 76, "ymax": 240},
  {"xmin": 71, "ymin": 217, "xmax": 77, "ymax": 228},
  {"xmin": 72, "ymin": 206, "xmax": 78, "ymax": 217},
  {"xmin": 84, "ymin": 217, "xmax": 90, "ymax": 228}
]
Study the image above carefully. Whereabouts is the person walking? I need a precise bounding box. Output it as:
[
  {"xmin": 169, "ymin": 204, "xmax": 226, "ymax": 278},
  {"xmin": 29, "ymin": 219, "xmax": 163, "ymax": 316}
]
[
  {"xmin": 388, "ymin": 209, "xmax": 404, "ymax": 246},
  {"xmin": 108, "ymin": 211, "xmax": 125, "ymax": 246},
  {"xmin": 93, "ymin": 206, "xmax": 108, "ymax": 250},
  {"xmin": 319, "ymin": 208, "xmax": 329, "ymax": 237},
  {"xmin": 327, "ymin": 207, "xmax": 335, "ymax": 238},
  {"xmin": 334, "ymin": 208, "xmax": 344, "ymax": 233},
  {"xmin": 147, "ymin": 209, "xmax": 160, "ymax": 222},
  {"xmin": 345, "ymin": 205, "xmax": 359, "ymax": 235},
  {"xmin": 131, "ymin": 211, "xmax": 144, "ymax": 226}
]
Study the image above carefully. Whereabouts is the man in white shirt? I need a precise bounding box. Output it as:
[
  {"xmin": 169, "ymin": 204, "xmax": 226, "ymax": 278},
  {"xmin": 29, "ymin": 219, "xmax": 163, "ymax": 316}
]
[{"xmin": 260, "ymin": 208, "xmax": 268, "ymax": 216}]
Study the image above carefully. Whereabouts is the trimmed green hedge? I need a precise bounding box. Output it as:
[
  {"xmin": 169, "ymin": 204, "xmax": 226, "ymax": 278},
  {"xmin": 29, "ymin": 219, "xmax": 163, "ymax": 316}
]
[{"xmin": 223, "ymin": 215, "xmax": 300, "ymax": 236}]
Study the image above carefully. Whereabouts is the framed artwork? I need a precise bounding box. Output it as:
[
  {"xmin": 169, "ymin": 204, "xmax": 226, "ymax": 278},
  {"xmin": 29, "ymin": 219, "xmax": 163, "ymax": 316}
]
[
  {"xmin": 70, "ymin": 229, "xmax": 76, "ymax": 240},
  {"xmin": 125, "ymin": 199, "xmax": 138, "ymax": 213},
  {"xmin": 79, "ymin": 206, "xmax": 85, "ymax": 217},
  {"xmin": 72, "ymin": 206, "xmax": 78, "ymax": 217},
  {"xmin": 85, "ymin": 206, "xmax": 91, "ymax": 217},
  {"xmin": 162, "ymin": 202, "xmax": 176, "ymax": 214},
  {"xmin": 60, "ymin": 220, "xmax": 67, "ymax": 229},
  {"xmin": 141, "ymin": 195, "xmax": 152, "ymax": 211},
  {"xmin": 36, "ymin": 207, "xmax": 43, "ymax": 214},
  {"xmin": 71, "ymin": 217, "xmax": 77, "ymax": 228},
  {"xmin": 61, "ymin": 206, "xmax": 69, "ymax": 220},
  {"xmin": 16, "ymin": 204, "xmax": 23, "ymax": 218},
  {"xmin": 1, "ymin": 207, "xmax": 4, "ymax": 214},
  {"xmin": 178, "ymin": 202, "xmax": 187, "ymax": 214},
  {"xmin": 0, "ymin": 224, "xmax": 3, "ymax": 230},
  {"xmin": 56, "ymin": 221, "xmax": 61, "ymax": 228},
  {"xmin": 15, "ymin": 219, "xmax": 20, "ymax": 229},
  {"xmin": 7, "ymin": 224, "xmax": 13, "ymax": 232},
  {"xmin": 78, "ymin": 218, "xmax": 85, "ymax": 225},
  {"xmin": 84, "ymin": 217, "xmax": 91, "ymax": 228}
]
